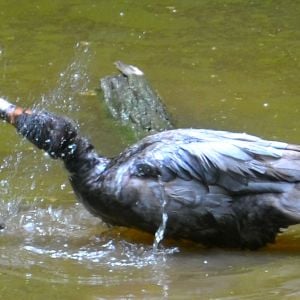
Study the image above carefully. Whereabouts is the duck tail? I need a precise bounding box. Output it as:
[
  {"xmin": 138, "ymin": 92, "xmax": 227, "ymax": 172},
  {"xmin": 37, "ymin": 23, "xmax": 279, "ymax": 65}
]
[{"xmin": 275, "ymin": 186, "xmax": 300, "ymax": 223}]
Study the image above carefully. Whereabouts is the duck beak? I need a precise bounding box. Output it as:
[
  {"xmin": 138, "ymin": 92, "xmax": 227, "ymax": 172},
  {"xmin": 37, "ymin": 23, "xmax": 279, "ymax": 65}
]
[{"xmin": 0, "ymin": 97, "xmax": 31, "ymax": 125}]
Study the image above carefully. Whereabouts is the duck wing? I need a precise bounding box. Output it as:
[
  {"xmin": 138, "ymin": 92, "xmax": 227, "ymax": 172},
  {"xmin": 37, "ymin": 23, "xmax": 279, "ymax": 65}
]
[{"xmin": 127, "ymin": 129, "xmax": 300, "ymax": 194}]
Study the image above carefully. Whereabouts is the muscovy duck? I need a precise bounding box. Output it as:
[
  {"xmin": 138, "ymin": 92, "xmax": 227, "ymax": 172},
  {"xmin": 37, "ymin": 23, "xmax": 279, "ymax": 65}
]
[{"xmin": 1, "ymin": 97, "xmax": 300, "ymax": 249}]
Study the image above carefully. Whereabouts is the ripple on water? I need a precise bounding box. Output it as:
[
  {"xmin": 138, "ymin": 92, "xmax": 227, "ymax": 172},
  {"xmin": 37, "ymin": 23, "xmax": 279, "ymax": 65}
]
[{"xmin": 0, "ymin": 199, "xmax": 179, "ymax": 287}]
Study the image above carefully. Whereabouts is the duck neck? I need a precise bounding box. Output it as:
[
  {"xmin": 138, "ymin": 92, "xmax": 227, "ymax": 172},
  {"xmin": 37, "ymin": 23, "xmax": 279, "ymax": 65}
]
[{"xmin": 63, "ymin": 136, "xmax": 110, "ymax": 179}]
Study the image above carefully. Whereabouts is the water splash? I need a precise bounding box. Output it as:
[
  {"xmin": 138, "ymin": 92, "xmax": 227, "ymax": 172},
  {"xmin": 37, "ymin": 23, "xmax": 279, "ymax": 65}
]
[
  {"xmin": 0, "ymin": 199, "xmax": 178, "ymax": 270},
  {"xmin": 0, "ymin": 42, "xmax": 180, "ymax": 294},
  {"xmin": 36, "ymin": 41, "xmax": 92, "ymax": 114},
  {"xmin": 0, "ymin": 41, "xmax": 92, "ymax": 224},
  {"xmin": 153, "ymin": 176, "xmax": 169, "ymax": 250}
]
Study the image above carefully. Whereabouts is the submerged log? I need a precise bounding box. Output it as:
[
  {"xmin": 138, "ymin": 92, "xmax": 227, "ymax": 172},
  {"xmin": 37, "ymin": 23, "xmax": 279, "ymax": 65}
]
[{"xmin": 100, "ymin": 61, "xmax": 174, "ymax": 138}]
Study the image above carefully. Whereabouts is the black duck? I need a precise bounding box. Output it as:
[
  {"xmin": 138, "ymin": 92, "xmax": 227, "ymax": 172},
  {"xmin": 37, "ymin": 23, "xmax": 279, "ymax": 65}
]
[{"xmin": 1, "ymin": 97, "xmax": 300, "ymax": 249}]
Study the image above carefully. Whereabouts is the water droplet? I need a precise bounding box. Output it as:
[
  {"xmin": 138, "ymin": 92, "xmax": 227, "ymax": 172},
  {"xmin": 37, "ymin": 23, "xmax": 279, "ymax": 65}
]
[
  {"xmin": 153, "ymin": 176, "xmax": 168, "ymax": 250},
  {"xmin": 23, "ymin": 222, "xmax": 35, "ymax": 232}
]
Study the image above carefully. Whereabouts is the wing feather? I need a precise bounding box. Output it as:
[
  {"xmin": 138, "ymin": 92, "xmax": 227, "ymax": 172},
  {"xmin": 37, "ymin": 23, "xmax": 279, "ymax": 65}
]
[{"xmin": 129, "ymin": 129, "xmax": 300, "ymax": 194}]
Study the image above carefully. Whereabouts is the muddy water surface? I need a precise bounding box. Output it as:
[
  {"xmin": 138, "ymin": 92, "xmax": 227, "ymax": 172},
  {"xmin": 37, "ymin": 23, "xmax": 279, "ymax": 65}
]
[{"xmin": 0, "ymin": 1, "xmax": 300, "ymax": 299}]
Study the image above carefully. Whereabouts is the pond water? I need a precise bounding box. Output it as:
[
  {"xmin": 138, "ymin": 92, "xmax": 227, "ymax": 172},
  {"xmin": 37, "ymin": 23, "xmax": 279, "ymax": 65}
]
[{"xmin": 0, "ymin": 1, "xmax": 300, "ymax": 299}]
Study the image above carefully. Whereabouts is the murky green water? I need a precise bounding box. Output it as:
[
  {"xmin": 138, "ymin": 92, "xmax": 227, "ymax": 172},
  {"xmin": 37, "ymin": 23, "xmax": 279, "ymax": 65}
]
[{"xmin": 0, "ymin": 1, "xmax": 300, "ymax": 299}]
